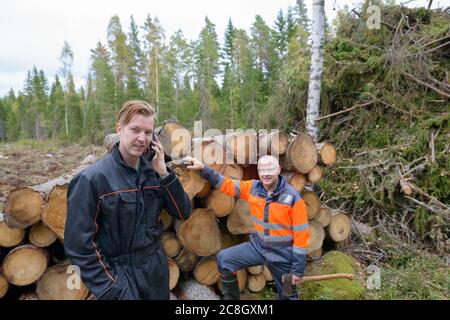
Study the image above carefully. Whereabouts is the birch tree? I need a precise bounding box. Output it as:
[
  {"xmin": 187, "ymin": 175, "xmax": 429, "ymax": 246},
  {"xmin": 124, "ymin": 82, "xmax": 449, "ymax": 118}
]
[{"xmin": 306, "ymin": 0, "xmax": 325, "ymax": 142}]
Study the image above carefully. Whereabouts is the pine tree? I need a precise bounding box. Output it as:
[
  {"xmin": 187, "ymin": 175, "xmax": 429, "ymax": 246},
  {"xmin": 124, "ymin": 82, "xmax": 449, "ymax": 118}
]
[
  {"xmin": 126, "ymin": 15, "xmax": 144, "ymax": 100},
  {"xmin": 196, "ymin": 17, "xmax": 220, "ymax": 129},
  {"xmin": 273, "ymin": 9, "xmax": 288, "ymax": 60},
  {"xmin": 49, "ymin": 75, "xmax": 65, "ymax": 138},
  {"xmin": 168, "ymin": 30, "xmax": 191, "ymax": 117},
  {"xmin": 66, "ymin": 75, "xmax": 82, "ymax": 139},
  {"xmin": 250, "ymin": 15, "xmax": 277, "ymax": 93},
  {"xmin": 143, "ymin": 15, "xmax": 166, "ymax": 121},
  {"xmin": 59, "ymin": 41, "xmax": 74, "ymax": 137},
  {"xmin": 107, "ymin": 15, "xmax": 128, "ymax": 107},
  {"xmin": 296, "ymin": 0, "xmax": 310, "ymax": 33},
  {"xmin": 89, "ymin": 41, "xmax": 116, "ymax": 140}
]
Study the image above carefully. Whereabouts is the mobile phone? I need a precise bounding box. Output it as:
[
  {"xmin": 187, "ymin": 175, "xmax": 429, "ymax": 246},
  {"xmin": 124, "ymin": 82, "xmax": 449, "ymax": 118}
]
[{"xmin": 146, "ymin": 131, "xmax": 157, "ymax": 161}]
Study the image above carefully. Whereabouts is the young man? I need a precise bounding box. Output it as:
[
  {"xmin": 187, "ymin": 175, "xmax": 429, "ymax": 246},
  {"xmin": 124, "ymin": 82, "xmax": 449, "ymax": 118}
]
[
  {"xmin": 65, "ymin": 100, "xmax": 191, "ymax": 300},
  {"xmin": 183, "ymin": 155, "xmax": 310, "ymax": 300}
]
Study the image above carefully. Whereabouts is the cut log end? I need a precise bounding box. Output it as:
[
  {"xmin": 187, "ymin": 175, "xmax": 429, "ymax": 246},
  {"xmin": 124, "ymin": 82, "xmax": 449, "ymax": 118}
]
[
  {"xmin": 5, "ymin": 187, "xmax": 44, "ymax": 229},
  {"xmin": 194, "ymin": 258, "xmax": 220, "ymax": 286},
  {"xmin": 206, "ymin": 189, "xmax": 235, "ymax": 217},
  {"xmin": 286, "ymin": 134, "xmax": 318, "ymax": 173},
  {"xmin": 307, "ymin": 165, "xmax": 323, "ymax": 184},
  {"xmin": 2, "ymin": 245, "xmax": 48, "ymax": 286},
  {"xmin": 36, "ymin": 263, "xmax": 89, "ymax": 300},
  {"xmin": 29, "ymin": 222, "xmax": 58, "ymax": 247},
  {"xmin": 318, "ymin": 142, "xmax": 337, "ymax": 166},
  {"xmin": 168, "ymin": 258, "xmax": 180, "ymax": 291},
  {"xmin": 227, "ymin": 199, "xmax": 255, "ymax": 235},
  {"xmin": 0, "ymin": 273, "xmax": 9, "ymax": 299},
  {"xmin": 308, "ymin": 221, "xmax": 325, "ymax": 254},
  {"xmin": 327, "ymin": 213, "xmax": 351, "ymax": 242},
  {"xmin": 247, "ymin": 273, "xmax": 267, "ymax": 293},
  {"xmin": 303, "ymin": 191, "xmax": 321, "ymax": 220},
  {"xmin": 41, "ymin": 185, "xmax": 68, "ymax": 240},
  {"xmin": 177, "ymin": 209, "xmax": 222, "ymax": 256},
  {"xmin": 0, "ymin": 221, "xmax": 25, "ymax": 247}
]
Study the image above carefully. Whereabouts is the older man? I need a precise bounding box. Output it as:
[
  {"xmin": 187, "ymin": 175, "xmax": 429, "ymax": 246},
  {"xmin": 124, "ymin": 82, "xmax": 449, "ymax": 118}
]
[{"xmin": 183, "ymin": 155, "xmax": 310, "ymax": 300}]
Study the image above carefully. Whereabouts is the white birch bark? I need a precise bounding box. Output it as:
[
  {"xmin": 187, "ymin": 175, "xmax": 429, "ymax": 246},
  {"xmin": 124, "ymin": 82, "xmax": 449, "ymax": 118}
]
[{"xmin": 306, "ymin": 0, "xmax": 325, "ymax": 142}]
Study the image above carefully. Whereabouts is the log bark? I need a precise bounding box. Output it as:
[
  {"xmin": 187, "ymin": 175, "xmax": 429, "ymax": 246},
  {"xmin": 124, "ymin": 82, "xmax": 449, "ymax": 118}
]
[
  {"xmin": 206, "ymin": 189, "xmax": 235, "ymax": 217},
  {"xmin": 168, "ymin": 257, "xmax": 180, "ymax": 290},
  {"xmin": 2, "ymin": 245, "xmax": 48, "ymax": 286},
  {"xmin": 307, "ymin": 221, "xmax": 325, "ymax": 254},
  {"xmin": 227, "ymin": 199, "xmax": 255, "ymax": 235},
  {"xmin": 175, "ymin": 248, "xmax": 199, "ymax": 273},
  {"xmin": 0, "ymin": 273, "xmax": 8, "ymax": 299},
  {"xmin": 303, "ymin": 191, "xmax": 321, "ymax": 220},
  {"xmin": 0, "ymin": 220, "xmax": 25, "ymax": 247},
  {"xmin": 317, "ymin": 142, "xmax": 337, "ymax": 166},
  {"xmin": 177, "ymin": 209, "xmax": 222, "ymax": 256},
  {"xmin": 36, "ymin": 263, "xmax": 89, "ymax": 300},
  {"xmin": 327, "ymin": 212, "xmax": 351, "ymax": 242},
  {"xmin": 193, "ymin": 257, "xmax": 220, "ymax": 286},
  {"xmin": 29, "ymin": 221, "xmax": 58, "ymax": 248},
  {"xmin": 247, "ymin": 273, "xmax": 267, "ymax": 293},
  {"xmin": 258, "ymin": 131, "xmax": 289, "ymax": 156},
  {"xmin": 161, "ymin": 232, "xmax": 181, "ymax": 258},
  {"xmin": 281, "ymin": 134, "xmax": 318, "ymax": 173}
]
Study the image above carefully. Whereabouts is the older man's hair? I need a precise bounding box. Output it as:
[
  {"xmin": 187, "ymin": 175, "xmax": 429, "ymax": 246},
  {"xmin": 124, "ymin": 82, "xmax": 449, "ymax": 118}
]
[{"xmin": 257, "ymin": 155, "xmax": 280, "ymax": 167}]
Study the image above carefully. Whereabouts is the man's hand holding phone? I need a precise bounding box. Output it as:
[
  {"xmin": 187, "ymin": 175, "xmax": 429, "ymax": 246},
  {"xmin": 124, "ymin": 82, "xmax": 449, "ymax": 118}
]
[{"xmin": 149, "ymin": 133, "xmax": 169, "ymax": 178}]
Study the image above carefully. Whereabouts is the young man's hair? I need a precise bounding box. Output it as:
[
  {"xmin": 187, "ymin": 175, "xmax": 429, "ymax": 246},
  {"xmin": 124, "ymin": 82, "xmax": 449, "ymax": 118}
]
[{"xmin": 117, "ymin": 100, "xmax": 155, "ymax": 125}]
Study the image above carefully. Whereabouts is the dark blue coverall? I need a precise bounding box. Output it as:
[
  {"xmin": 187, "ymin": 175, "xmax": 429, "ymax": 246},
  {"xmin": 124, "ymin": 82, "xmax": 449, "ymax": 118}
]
[{"xmin": 64, "ymin": 143, "xmax": 191, "ymax": 300}]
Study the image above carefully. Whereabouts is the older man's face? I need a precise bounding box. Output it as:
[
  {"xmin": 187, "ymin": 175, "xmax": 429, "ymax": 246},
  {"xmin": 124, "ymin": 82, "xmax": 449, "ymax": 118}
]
[{"xmin": 257, "ymin": 156, "xmax": 281, "ymax": 190}]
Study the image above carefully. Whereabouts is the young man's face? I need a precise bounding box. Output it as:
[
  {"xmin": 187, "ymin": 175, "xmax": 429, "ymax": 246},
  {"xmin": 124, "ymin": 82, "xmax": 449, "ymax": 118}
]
[{"xmin": 116, "ymin": 114, "xmax": 155, "ymax": 161}]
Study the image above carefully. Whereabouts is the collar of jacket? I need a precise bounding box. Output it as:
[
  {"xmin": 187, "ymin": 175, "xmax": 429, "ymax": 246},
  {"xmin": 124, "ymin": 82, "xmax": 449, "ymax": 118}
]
[
  {"xmin": 112, "ymin": 142, "xmax": 154, "ymax": 173},
  {"xmin": 255, "ymin": 175, "xmax": 287, "ymax": 199}
]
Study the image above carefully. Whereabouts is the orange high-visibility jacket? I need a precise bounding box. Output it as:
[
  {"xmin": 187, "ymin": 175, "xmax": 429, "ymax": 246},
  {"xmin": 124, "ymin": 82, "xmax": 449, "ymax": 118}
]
[{"xmin": 200, "ymin": 165, "xmax": 310, "ymax": 276}]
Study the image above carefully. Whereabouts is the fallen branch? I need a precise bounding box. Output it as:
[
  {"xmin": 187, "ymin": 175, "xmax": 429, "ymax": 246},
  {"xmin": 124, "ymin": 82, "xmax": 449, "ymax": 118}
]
[
  {"xmin": 403, "ymin": 72, "xmax": 450, "ymax": 99},
  {"xmin": 405, "ymin": 196, "xmax": 450, "ymax": 221},
  {"xmin": 315, "ymin": 101, "xmax": 373, "ymax": 121}
]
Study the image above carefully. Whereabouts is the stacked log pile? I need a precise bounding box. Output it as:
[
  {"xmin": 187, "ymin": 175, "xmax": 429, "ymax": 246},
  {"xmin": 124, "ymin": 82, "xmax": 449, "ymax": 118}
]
[{"xmin": 0, "ymin": 121, "xmax": 350, "ymax": 299}]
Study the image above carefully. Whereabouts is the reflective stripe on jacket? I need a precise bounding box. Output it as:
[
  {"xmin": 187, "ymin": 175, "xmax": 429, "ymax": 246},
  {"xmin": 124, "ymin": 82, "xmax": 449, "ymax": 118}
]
[{"xmin": 201, "ymin": 165, "xmax": 309, "ymax": 276}]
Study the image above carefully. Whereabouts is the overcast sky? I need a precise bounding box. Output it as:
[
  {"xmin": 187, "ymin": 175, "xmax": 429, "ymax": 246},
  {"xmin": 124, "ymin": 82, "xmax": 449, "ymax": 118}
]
[{"xmin": 0, "ymin": 0, "xmax": 445, "ymax": 96}]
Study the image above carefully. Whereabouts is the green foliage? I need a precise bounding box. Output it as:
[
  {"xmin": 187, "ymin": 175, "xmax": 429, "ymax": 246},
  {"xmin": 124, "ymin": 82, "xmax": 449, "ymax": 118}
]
[{"xmin": 365, "ymin": 249, "xmax": 449, "ymax": 300}]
